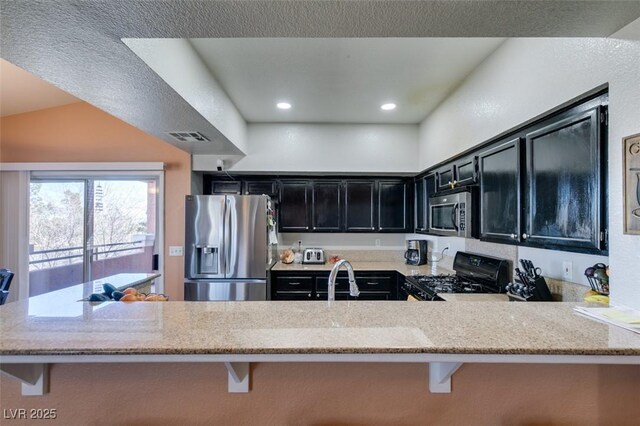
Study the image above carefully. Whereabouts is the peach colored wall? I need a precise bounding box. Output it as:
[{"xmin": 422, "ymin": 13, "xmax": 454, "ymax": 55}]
[
  {"xmin": 1, "ymin": 362, "xmax": 638, "ymax": 425},
  {"xmin": 0, "ymin": 102, "xmax": 190, "ymax": 300}
]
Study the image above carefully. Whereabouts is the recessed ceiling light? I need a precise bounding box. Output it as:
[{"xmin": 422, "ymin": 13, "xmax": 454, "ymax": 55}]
[
  {"xmin": 277, "ymin": 102, "xmax": 292, "ymax": 110},
  {"xmin": 380, "ymin": 103, "xmax": 396, "ymax": 111}
]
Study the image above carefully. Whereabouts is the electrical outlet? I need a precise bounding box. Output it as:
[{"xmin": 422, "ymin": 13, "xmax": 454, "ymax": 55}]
[
  {"xmin": 375, "ymin": 239, "xmax": 381, "ymax": 247},
  {"xmin": 169, "ymin": 246, "xmax": 183, "ymax": 256},
  {"xmin": 562, "ymin": 261, "xmax": 573, "ymax": 281}
]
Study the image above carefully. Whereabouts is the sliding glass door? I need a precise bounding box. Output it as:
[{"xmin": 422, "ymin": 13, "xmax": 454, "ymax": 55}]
[
  {"xmin": 28, "ymin": 180, "xmax": 86, "ymax": 296},
  {"xmin": 28, "ymin": 176, "xmax": 159, "ymax": 297}
]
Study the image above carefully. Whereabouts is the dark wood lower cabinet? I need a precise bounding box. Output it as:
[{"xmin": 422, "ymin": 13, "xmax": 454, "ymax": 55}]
[{"xmin": 271, "ymin": 271, "xmax": 398, "ymax": 301}]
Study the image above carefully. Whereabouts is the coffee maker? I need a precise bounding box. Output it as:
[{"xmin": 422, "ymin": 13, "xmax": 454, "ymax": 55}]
[{"xmin": 405, "ymin": 240, "xmax": 428, "ymax": 265}]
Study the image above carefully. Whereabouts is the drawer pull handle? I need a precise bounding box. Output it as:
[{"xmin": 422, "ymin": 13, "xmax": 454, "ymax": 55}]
[
  {"xmin": 366, "ymin": 282, "xmax": 378, "ymax": 285},
  {"xmin": 288, "ymin": 282, "xmax": 300, "ymax": 285}
]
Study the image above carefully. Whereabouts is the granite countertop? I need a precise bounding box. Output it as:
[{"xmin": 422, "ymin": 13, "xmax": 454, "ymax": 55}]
[
  {"xmin": 437, "ymin": 293, "xmax": 509, "ymax": 302},
  {"xmin": 271, "ymin": 260, "xmax": 451, "ymax": 276},
  {"xmin": 0, "ymin": 299, "xmax": 638, "ymax": 356}
]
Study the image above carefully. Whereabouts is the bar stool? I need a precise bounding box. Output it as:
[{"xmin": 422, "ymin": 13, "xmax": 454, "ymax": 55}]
[{"xmin": 0, "ymin": 268, "xmax": 14, "ymax": 305}]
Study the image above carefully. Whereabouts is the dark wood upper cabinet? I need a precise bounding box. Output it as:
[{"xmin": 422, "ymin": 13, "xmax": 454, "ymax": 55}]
[
  {"xmin": 312, "ymin": 181, "xmax": 342, "ymax": 231},
  {"xmin": 202, "ymin": 92, "xmax": 607, "ymax": 252},
  {"xmin": 344, "ymin": 181, "xmax": 376, "ymax": 231},
  {"xmin": 424, "ymin": 173, "xmax": 437, "ymax": 232},
  {"xmin": 279, "ymin": 181, "xmax": 310, "ymax": 232},
  {"xmin": 243, "ymin": 180, "xmax": 277, "ymax": 196},
  {"xmin": 478, "ymin": 138, "xmax": 521, "ymax": 244},
  {"xmin": 524, "ymin": 106, "xmax": 603, "ymax": 251},
  {"xmin": 454, "ymin": 156, "xmax": 477, "ymax": 186},
  {"xmin": 413, "ymin": 173, "xmax": 439, "ymax": 233},
  {"xmin": 378, "ymin": 181, "xmax": 410, "ymax": 232},
  {"xmin": 436, "ymin": 165, "xmax": 455, "ymax": 191},
  {"xmin": 415, "ymin": 177, "xmax": 426, "ymax": 232},
  {"xmin": 210, "ymin": 180, "xmax": 242, "ymax": 195}
]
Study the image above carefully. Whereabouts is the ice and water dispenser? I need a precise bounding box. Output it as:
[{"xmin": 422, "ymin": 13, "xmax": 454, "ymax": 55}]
[{"xmin": 195, "ymin": 245, "xmax": 219, "ymax": 275}]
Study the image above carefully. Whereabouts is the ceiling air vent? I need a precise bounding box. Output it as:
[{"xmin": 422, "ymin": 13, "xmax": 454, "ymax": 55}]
[{"xmin": 167, "ymin": 131, "xmax": 211, "ymax": 143}]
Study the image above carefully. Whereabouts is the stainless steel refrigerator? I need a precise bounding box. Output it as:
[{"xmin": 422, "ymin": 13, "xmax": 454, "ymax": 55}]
[{"xmin": 184, "ymin": 195, "xmax": 275, "ymax": 301}]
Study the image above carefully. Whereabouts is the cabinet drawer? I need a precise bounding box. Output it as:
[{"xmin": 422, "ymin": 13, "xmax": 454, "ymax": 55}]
[
  {"xmin": 316, "ymin": 275, "xmax": 392, "ymax": 292},
  {"xmin": 274, "ymin": 276, "xmax": 313, "ymax": 292},
  {"xmin": 355, "ymin": 276, "xmax": 392, "ymax": 291},
  {"xmin": 273, "ymin": 292, "xmax": 312, "ymax": 300},
  {"xmin": 315, "ymin": 276, "xmax": 350, "ymax": 292}
]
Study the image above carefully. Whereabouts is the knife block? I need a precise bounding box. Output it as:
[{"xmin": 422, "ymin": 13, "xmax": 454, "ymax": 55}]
[{"xmin": 507, "ymin": 276, "xmax": 553, "ymax": 302}]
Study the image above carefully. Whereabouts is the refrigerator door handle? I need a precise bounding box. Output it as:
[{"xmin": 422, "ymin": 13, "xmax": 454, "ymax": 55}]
[
  {"xmin": 224, "ymin": 196, "xmax": 233, "ymax": 277},
  {"xmin": 219, "ymin": 197, "xmax": 227, "ymax": 277}
]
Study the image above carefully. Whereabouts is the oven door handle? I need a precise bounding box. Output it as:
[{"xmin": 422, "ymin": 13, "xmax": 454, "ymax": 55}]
[{"xmin": 450, "ymin": 203, "xmax": 459, "ymax": 231}]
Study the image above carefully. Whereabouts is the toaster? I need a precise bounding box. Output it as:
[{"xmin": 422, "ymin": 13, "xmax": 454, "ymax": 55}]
[{"xmin": 303, "ymin": 248, "xmax": 325, "ymax": 264}]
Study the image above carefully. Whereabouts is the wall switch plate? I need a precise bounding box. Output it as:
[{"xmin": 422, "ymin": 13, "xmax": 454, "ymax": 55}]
[
  {"xmin": 169, "ymin": 246, "xmax": 184, "ymax": 256},
  {"xmin": 562, "ymin": 261, "xmax": 573, "ymax": 281},
  {"xmin": 375, "ymin": 239, "xmax": 381, "ymax": 246}
]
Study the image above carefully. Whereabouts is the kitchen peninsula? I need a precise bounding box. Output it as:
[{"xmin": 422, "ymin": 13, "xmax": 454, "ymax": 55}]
[{"xmin": 1, "ymin": 297, "xmax": 639, "ymax": 398}]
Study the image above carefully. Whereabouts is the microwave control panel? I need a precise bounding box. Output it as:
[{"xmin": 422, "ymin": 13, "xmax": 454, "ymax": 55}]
[{"xmin": 459, "ymin": 202, "xmax": 466, "ymax": 231}]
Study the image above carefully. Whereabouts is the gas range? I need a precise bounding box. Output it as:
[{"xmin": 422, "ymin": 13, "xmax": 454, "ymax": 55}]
[{"xmin": 400, "ymin": 252, "xmax": 509, "ymax": 301}]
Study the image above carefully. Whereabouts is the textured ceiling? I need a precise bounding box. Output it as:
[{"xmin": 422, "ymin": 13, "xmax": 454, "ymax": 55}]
[
  {"xmin": 189, "ymin": 38, "xmax": 505, "ymax": 124},
  {"xmin": 0, "ymin": 59, "xmax": 79, "ymax": 117},
  {"xmin": 2, "ymin": 1, "xmax": 640, "ymax": 154}
]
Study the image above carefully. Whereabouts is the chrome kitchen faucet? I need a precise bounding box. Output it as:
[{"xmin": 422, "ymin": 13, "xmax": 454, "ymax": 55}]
[{"xmin": 327, "ymin": 259, "xmax": 360, "ymax": 301}]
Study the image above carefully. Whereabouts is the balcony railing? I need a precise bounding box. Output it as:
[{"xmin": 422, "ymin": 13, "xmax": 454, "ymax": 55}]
[
  {"xmin": 29, "ymin": 241, "xmax": 147, "ymax": 269},
  {"xmin": 28, "ymin": 241, "xmax": 153, "ymax": 297}
]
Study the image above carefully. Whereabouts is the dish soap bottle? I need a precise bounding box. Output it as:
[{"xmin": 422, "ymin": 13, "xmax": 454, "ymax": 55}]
[{"xmin": 294, "ymin": 240, "xmax": 303, "ymax": 264}]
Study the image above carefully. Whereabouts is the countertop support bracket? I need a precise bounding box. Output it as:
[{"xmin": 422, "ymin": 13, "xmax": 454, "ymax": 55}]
[
  {"xmin": 224, "ymin": 362, "xmax": 250, "ymax": 393},
  {"xmin": 0, "ymin": 363, "xmax": 49, "ymax": 396},
  {"xmin": 428, "ymin": 362, "xmax": 462, "ymax": 393}
]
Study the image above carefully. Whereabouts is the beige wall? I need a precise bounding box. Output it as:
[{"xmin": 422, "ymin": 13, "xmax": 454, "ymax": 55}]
[
  {"xmin": 1, "ymin": 362, "xmax": 638, "ymax": 425},
  {"xmin": 0, "ymin": 102, "xmax": 191, "ymax": 300}
]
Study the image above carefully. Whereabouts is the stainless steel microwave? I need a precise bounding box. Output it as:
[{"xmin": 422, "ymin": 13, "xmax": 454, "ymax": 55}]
[{"xmin": 429, "ymin": 190, "xmax": 473, "ymax": 238}]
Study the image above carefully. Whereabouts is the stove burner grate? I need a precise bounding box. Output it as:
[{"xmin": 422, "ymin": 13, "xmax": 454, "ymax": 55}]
[{"xmin": 409, "ymin": 274, "xmax": 497, "ymax": 294}]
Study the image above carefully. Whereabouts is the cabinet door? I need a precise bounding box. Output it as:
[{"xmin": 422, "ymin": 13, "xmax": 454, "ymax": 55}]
[
  {"xmin": 244, "ymin": 180, "xmax": 277, "ymax": 196},
  {"xmin": 210, "ymin": 180, "xmax": 242, "ymax": 194},
  {"xmin": 524, "ymin": 107, "xmax": 602, "ymax": 250},
  {"xmin": 479, "ymin": 138, "xmax": 521, "ymax": 243},
  {"xmin": 378, "ymin": 181, "xmax": 409, "ymax": 232},
  {"xmin": 344, "ymin": 181, "xmax": 376, "ymax": 231},
  {"xmin": 279, "ymin": 181, "xmax": 310, "ymax": 232},
  {"xmin": 312, "ymin": 181, "xmax": 342, "ymax": 231},
  {"xmin": 436, "ymin": 165, "xmax": 455, "ymax": 191},
  {"xmin": 454, "ymin": 156, "xmax": 477, "ymax": 186},
  {"xmin": 424, "ymin": 173, "xmax": 437, "ymax": 233},
  {"xmin": 315, "ymin": 292, "xmax": 350, "ymax": 301},
  {"xmin": 415, "ymin": 177, "xmax": 426, "ymax": 232}
]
